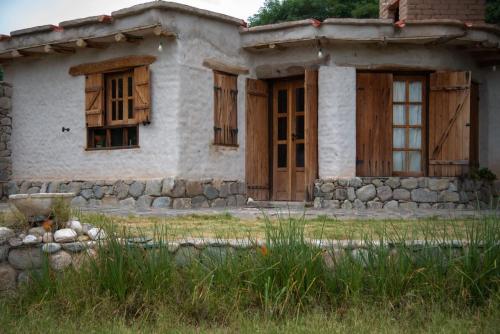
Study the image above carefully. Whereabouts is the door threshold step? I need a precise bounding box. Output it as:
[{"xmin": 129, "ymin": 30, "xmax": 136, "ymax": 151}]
[{"xmin": 246, "ymin": 201, "xmax": 313, "ymax": 209}]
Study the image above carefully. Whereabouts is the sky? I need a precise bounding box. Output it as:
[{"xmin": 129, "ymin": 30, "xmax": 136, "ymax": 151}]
[{"xmin": 0, "ymin": 0, "xmax": 265, "ymax": 34}]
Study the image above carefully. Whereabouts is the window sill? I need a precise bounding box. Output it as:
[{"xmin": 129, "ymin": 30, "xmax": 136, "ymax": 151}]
[
  {"xmin": 85, "ymin": 145, "xmax": 140, "ymax": 151},
  {"xmin": 212, "ymin": 143, "xmax": 239, "ymax": 149}
]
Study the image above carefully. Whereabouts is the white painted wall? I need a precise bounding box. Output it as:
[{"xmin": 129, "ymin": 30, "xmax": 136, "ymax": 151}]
[
  {"xmin": 6, "ymin": 36, "xmax": 181, "ymax": 181},
  {"xmin": 4, "ymin": 8, "xmax": 499, "ymax": 182},
  {"xmin": 318, "ymin": 66, "xmax": 356, "ymax": 178},
  {"xmin": 483, "ymin": 70, "xmax": 500, "ymax": 175}
]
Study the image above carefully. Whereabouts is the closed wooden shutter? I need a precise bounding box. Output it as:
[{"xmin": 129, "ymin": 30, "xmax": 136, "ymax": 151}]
[
  {"xmin": 429, "ymin": 71, "xmax": 471, "ymax": 176},
  {"xmin": 304, "ymin": 69, "xmax": 318, "ymax": 201},
  {"xmin": 245, "ymin": 78, "xmax": 269, "ymax": 200},
  {"xmin": 134, "ymin": 65, "xmax": 151, "ymax": 124},
  {"xmin": 214, "ymin": 72, "xmax": 238, "ymax": 146},
  {"xmin": 356, "ymin": 73, "xmax": 393, "ymax": 176},
  {"xmin": 85, "ymin": 73, "xmax": 104, "ymax": 127}
]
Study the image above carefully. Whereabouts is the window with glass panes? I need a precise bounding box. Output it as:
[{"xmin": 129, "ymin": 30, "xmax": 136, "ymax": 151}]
[{"xmin": 392, "ymin": 77, "xmax": 425, "ymax": 175}]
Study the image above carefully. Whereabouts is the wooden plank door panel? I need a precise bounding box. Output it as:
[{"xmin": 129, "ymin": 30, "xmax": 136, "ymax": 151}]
[
  {"xmin": 428, "ymin": 71, "xmax": 471, "ymax": 176},
  {"xmin": 356, "ymin": 73, "xmax": 393, "ymax": 177},
  {"xmin": 246, "ymin": 79, "xmax": 270, "ymax": 200},
  {"xmin": 304, "ymin": 69, "xmax": 318, "ymax": 201}
]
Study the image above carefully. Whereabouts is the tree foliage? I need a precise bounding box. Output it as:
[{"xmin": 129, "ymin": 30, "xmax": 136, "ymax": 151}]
[
  {"xmin": 248, "ymin": 0, "xmax": 379, "ymax": 27},
  {"xmin": 249, "ymin": 0, "xmax": 500, "ymax": 27}
]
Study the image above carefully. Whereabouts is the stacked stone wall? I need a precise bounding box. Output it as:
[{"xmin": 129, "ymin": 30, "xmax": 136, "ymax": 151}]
[
  {"xmin": 0, "ymin": 82, "xmax": 12, "ymax": 197},
  {"xmin": 314, "ymin": 177, "xmax": 496, "ymax": 210},
  {"xmin": 2, "ymin": 178, "xmax": 247, "ymax": 209}
]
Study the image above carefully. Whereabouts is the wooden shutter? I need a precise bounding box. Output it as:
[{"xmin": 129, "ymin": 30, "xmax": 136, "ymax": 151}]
[
  {"xmin": 134, "ymin": 65, "xmax": 151, "ymax": 124},
  {"xmin": 245, "ymin": 79, "xmax": 269, "ymax": 200},
  {"xmin": 356, "ymin": 73, "xmax": 393, "ymax": 176},
  {"xmin": 214, "ymin": 72, "xmax": 238, "ymax": 146},
  {"xmin": 304, "ymin": 69, "xmax": 318, "ymax": 201},
  {"xmin": 429, "ymin": 71, "xmax": 471, "ymax": 176},
  {"xmin": 85, "ymin": 73, "xmax": 104, "ymax": 127}
]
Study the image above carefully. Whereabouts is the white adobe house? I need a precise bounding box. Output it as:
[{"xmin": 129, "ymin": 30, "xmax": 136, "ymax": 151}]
[{"xmin": 0, "ymin": 0, "xmax": 499, "ymax": 210}]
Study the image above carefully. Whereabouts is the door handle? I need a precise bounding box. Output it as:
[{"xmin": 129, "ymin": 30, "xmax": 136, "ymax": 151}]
[{"xmin": 292, "ymin": 133, "xmax": 296, "ymax": 141}]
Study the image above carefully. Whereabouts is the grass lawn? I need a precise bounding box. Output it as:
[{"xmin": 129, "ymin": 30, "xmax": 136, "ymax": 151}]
[
  {"xmin": 78, "ymin": 212, "xmax": 479, "ymax": 240},
  {"xmin": 1, "ymin": 211, "xmax": 499, "ymax": 333}
]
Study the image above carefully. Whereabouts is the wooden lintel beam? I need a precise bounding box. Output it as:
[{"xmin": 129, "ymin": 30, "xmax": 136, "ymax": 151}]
[
  {"xmin": 75, "ymin": 38, "xmax": 109, "ymax": 49},
  {"xmin": 153, "ymin": 26, "xmax": 177, "ymax": 38},
  {"xmin": 69, "ymin": 54, "xmax": 156, "ymax": 76},
  {"xmin": 44, "ymin": 44, "xmax": 75, "ymax": 54},
  {"xmin": 203, "ymin": 58, "xmax": 249, "ymax": 75},
  {"xmin": 114, "ymin": 33, "xmax": 143, "ymax": 43},
  {"xmin": 10, "ymin": 49, "xmax": 44, "ymax": 58}
]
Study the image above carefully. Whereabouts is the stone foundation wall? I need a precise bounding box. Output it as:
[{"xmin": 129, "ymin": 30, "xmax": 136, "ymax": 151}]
[
  {"xmin": 0, "ymin": 223, "xmax": 478, "ymax": 293},
  {"xmin": 1, "ymin": 178, "xmax": 247, "ymax": 209},
  {"xmin": 314, "ymin": 177, "xmax": 497, "ymax": 210},
  {"xmin": 0, "ymin": 82, "xmax": 12, "ymax": 195}
]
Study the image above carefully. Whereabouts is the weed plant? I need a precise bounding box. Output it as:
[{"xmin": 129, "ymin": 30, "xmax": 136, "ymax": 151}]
[{"xmin": 2, "ymin": 214, "xmax": 499, "ymax": 329}]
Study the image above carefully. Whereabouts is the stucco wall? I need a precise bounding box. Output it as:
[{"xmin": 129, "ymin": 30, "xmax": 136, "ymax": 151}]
[
  {"xmin": 483, "ymin": 70, "xmax": 500, "ymax": 175},
  {"xmin": 318, "ymin": 66, "xmax": 356, "ymax": 178}
]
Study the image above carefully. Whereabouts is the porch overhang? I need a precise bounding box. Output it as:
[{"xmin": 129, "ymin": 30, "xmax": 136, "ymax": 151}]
[{"xmin": 240, "ymin": 19, "xmax": 500, "ymax": 68}]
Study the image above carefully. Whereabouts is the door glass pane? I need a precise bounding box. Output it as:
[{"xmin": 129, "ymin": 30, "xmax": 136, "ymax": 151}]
[
  {"xmin": 409, "ymin": 151, "xmax": 421, "ymax": 172},
  {"xmin": 128, "ymin": 100, "xmax": 134, "ymax": 119},
  {"xmin": 296, "ymin": 115, "xmax": 304, "ymax": 139},
  {"xmin": 393, "ymin": 128, "xmax": 406, "ymax": 148},
  {"xmin": 278, "ymin": 144, "xmax": 287, "ymax": 168},
  {"xmin": 409, "ymin": 81, "xmax": 422, "ymax": 102},
  {"xmin": 110, "ymin": 128, "xmax": 124, "ymax": 147},
  {"xmin": 118, "ymin": 78, "xmax": 123, "ymax": 98},
  {"xmin": 409, "ymin": 105, "xmax": 422, "ymax": 125},
  {"xmin": 112, "ymin": 101, "xmax": 117, "ymax": 120},
  {"xmin": 393, "ymin": 151, "xmax": 405, "ymax": 172},
  {"xmin": 278, "ymin": 117, "xmax": 287, "ymax": 140},
  {"xmin": 296, "ymin": 87, "xmax": 305, "ymax": 112},
  {"xmin": 128, "ymin": 76, "xmax": 133, "ymax": 97},
  {"xmin": 112, "ymin": 79, "xmax": 116, "ymax": 99},
  {"xmin": 118, "ymin": 100, "xmax": 123, "ymax": 120},
  {"xmin": 393, "ymin": 104, "xmax": 405, "ymax": 125},
  {"xmin": 278, "ymin": 90, "xmax": 287, "ymax": 114},
  {"xmin": 296, "ymin": 143, "xmax": 304, "ymax": 168},
  {"xmin": 393, "ymin": 81, "xmax": 405, "ymax": 102},
  {"xmin": 409, "ymin": 129, "xmax": 421, "ymax": 149}
]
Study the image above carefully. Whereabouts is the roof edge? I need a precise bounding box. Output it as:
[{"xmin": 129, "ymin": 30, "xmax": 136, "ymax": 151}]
[{"xmin": 112, "ymin": 1, "xmax": 245, "ymax": 27}]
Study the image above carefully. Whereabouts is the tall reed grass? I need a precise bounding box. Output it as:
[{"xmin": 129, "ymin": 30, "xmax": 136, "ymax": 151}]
[{"xmin": 5, "ymin": 214, "xmax": 500, "ymax": 324}]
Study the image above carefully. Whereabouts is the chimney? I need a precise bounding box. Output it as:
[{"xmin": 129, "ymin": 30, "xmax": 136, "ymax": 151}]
[{"xmin": 379, "ymin": 0, "xmax": 486, "ymax": 24}]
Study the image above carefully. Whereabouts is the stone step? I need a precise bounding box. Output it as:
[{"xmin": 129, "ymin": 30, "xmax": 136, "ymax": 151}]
[{"xmin": 246, "ymin": 201, "xmax": 313, "ymax": 209}]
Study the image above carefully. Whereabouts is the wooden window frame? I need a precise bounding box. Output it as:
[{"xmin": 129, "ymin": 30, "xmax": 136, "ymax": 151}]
[
  {"xmin": 86, "ymin": 69, "xmax": 140, "ymax": 151},
  {"xmin": 392, "ymin": 75, "xmax": 427, "ymax": 177},
  {"xmin": 213, "ymin": 71, "xmax": 239, "ymax": 147}
]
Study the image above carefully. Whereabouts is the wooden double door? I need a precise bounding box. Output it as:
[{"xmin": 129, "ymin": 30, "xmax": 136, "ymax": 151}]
[
  {"xmin": 273, "ymin": 80, "xmax": 306, "ymax": 201},
  {"xmin": 246, "ymin": 71, "xmax": 318, "ymax": 202}
]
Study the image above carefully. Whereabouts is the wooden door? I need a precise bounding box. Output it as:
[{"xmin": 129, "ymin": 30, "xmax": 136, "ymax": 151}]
[
  {"xmin": 246, "ymin": 79, "xmax": 270, "ymax": 200},
  {"xmin": 428, "ymin": 71, "xmax": 471, "ymax": 176},
  {"xmin": 273, "ymin": 79, "xmax": 306, "ymax": 201}
]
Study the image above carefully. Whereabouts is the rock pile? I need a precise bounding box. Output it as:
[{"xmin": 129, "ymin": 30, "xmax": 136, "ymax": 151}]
[{"xmin": 0, "ymin": 220, "xmax": 105, "ymax": 294}]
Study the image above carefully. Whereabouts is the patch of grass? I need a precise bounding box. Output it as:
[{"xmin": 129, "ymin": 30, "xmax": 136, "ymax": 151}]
[
  {"xmin": 1, "ymin": 214, "xmax": 499, "ymax": 332},
  {"xmin": 79, "ymin": 211, "xmax": 481, "ymax": 240}
]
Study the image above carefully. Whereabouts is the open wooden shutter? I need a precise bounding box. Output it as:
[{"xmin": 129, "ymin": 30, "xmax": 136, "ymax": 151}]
[
  {"xmin": 85, "ymin": 73, "xmax": 104, "ymax": 127},
  {"xmin": 245, "ymin": 79, "xmax": 269, "ymax": 200},
  {"xmin": 304, "ymin": 69, "xmax": 318, "ymax": 201},
  {"xmin": 356, "ymin": 73, "xmax": 393, "ymax": 176},
  {"xmin": 429, "ymin": 71, "xmax": 471, "ymax": 176},
  {"xmin": 134, "ymin": 65, "xmax": 151, "ymax": 124},
  {"xmin": 214, "ymin": 72, "xmax": 238, "ymax": 146}
]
